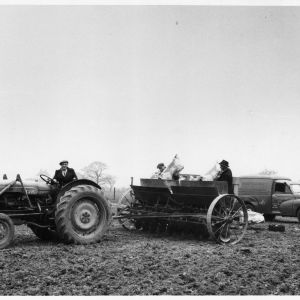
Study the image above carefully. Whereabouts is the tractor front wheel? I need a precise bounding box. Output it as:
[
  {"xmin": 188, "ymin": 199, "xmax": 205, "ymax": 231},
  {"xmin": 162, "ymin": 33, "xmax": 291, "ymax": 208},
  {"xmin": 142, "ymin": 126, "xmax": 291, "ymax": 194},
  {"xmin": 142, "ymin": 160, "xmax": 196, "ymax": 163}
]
[
  {"xmin": 0, "ymin": 213, "xmax": 15, "ymax": 249},
  {"xmin": 55, "ymin": 185, "xmax": 111, "ymax": 244}
]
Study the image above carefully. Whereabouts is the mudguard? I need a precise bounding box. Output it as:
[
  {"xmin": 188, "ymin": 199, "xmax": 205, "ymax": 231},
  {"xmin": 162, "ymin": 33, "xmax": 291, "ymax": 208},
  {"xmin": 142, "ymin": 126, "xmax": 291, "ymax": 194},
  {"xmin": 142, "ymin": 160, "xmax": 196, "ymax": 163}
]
[
  {"xmin": 280, "ymin": 198, "xmax": 300, "ymax": 217},
  {"xmin": 56, "ymin": 179, "xmax": 102, "ymax": 204}
]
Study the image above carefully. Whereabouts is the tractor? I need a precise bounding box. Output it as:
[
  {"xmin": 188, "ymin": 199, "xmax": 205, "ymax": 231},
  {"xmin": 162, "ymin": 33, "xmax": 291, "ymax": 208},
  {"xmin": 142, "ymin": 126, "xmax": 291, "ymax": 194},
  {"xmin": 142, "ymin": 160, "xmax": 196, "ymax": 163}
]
[
  {"xmin": 0, "ymin": 172, "xmax": 249, "ymax": 249},
  {"xmin": 0, "ymin": 174, "xmax": 112, "ymax": 249}
]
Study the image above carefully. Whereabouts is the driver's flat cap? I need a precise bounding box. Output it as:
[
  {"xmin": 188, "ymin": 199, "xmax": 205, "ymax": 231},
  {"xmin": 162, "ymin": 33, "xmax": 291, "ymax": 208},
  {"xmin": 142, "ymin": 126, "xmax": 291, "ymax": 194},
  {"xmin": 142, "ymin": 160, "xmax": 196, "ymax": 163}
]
[{"xmin": 59, "ymin": 160, "xmax": 69, "ymax": 165}]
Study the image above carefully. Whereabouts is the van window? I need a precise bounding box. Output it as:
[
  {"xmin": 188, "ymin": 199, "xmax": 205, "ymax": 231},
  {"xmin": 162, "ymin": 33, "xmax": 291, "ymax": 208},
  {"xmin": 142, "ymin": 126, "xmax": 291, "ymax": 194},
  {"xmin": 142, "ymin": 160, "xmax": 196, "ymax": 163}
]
[{"xmin": 274, "ymin": 182, "xmax": 292, "ymax": 194}]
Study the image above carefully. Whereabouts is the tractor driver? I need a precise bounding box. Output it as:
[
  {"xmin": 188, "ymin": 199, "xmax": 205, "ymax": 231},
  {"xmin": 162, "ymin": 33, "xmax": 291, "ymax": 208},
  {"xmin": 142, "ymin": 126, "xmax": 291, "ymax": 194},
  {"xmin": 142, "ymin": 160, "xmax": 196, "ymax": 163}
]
[{"xmin": 53, "ymin": 160, "xmax": 78, "ymax": 187}]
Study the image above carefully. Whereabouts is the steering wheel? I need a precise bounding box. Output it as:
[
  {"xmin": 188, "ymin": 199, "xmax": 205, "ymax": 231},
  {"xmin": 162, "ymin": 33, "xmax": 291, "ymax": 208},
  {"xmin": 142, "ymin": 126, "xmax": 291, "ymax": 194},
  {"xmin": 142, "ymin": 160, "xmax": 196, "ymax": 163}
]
[{"xmin": 40, "ymin": 174, "xmax": 55, "ymax": 185}]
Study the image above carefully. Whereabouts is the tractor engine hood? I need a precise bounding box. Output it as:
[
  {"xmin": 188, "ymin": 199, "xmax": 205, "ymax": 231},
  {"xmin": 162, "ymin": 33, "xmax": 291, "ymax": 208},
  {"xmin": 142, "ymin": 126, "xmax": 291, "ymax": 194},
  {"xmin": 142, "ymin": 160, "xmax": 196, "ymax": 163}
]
[{"xmin": 0, "ymin": 179, "xmax": 54, "ymax": 195}]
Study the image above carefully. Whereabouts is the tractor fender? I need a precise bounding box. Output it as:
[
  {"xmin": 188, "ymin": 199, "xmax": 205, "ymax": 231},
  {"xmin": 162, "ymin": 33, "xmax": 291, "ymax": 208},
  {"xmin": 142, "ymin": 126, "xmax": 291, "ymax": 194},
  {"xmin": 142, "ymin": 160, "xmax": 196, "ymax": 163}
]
[{"xmin": 56, "ymin": 179, "xmax": 102, "ymax": 204}]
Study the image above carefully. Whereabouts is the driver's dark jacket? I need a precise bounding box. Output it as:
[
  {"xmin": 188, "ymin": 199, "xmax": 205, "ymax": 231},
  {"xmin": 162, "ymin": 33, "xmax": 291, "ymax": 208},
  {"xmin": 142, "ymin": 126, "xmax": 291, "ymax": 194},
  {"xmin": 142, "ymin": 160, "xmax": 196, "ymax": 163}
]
[
  {"xmin": 216, "ymin": 168, "xmax": 234, "ymax": 194},
  {"xmin": 53, "ymin": 167, "xmax": 78, "ymax": 186}
]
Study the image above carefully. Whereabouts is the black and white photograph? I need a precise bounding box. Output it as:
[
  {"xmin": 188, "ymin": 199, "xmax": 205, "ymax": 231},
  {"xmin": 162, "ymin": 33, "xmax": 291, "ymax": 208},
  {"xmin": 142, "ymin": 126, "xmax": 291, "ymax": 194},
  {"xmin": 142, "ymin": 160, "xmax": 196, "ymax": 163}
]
[{"xmin": 0, "ymin": 0, "xmax": 299, "ymax": 296}]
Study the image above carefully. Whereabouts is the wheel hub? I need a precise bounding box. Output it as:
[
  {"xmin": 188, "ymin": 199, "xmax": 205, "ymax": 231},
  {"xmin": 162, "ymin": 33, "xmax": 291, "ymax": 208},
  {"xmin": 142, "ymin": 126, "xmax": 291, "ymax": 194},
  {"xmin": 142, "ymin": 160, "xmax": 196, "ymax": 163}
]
[
  {"xmin": 72, "ymin": 200, "xmax": 100, "ymax": 231},
  {"xmin": 80, "ymin": 211, "xmax": 91, "ymax": 224},
  {"xmin": 224, "ymin": 216, "xmax": 233, "ymax": 223}
]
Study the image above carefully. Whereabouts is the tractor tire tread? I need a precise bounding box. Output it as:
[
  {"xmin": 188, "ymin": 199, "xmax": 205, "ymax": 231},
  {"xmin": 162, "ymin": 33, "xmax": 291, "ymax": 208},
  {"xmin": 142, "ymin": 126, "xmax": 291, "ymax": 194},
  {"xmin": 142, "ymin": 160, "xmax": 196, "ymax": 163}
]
[{"xmin": 55, "ymin": 185, "xmax": 111, "ymax": 244}]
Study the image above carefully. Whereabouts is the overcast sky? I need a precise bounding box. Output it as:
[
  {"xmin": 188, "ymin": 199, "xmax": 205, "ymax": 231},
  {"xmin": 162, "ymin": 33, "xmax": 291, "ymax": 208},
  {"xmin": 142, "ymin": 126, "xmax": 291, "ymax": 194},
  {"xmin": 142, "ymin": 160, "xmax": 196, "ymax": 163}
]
[{"xmin": 1, "ymin": 4, "xmax": 300, "ymax": 186}]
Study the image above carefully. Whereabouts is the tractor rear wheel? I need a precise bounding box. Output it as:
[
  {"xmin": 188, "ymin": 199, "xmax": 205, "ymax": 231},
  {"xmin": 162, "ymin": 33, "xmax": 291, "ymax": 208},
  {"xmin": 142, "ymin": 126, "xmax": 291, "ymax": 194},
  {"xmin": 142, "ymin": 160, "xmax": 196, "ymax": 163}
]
[
  {"xmin": 28, "ymin": 225, "xmax": 58, "ymax": 241},
  {"xmin": 0, "ymin": 213, "xmax": 14, "ymax": 249},
  {"xmin": 55, "ymin": 185, "xmax": 112, "ymax": 244}
]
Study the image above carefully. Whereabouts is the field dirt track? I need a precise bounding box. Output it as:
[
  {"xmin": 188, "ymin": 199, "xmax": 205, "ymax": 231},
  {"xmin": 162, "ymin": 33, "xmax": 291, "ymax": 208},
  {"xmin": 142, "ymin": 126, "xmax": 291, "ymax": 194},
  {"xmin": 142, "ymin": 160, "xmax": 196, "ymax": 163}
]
[{"xmin": 0, "ymin": 217, "xmax": 300, "ymax": 296}]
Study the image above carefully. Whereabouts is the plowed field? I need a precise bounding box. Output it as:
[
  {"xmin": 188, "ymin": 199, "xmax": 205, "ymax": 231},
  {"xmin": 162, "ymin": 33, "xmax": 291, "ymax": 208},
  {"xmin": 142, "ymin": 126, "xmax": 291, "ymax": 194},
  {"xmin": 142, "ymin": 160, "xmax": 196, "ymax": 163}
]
[{"xmin": 0, "ymin": 217, "xmax": 299, "ymax": 295}]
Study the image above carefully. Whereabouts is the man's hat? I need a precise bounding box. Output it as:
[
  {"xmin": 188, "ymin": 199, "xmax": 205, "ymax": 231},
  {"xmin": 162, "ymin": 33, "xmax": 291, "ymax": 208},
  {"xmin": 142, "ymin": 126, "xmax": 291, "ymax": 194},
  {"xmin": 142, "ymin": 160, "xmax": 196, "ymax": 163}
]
[
  {"xmin": 219, "ymin": 160, "xmax": 229, "ymax": 167},
  {"xmin": 59, "ymin": 160, "xmax": 69, "ymax": 166},
  {"xmin": 157, "ymin": 163, "xmax": 165, "ymax": 169}
]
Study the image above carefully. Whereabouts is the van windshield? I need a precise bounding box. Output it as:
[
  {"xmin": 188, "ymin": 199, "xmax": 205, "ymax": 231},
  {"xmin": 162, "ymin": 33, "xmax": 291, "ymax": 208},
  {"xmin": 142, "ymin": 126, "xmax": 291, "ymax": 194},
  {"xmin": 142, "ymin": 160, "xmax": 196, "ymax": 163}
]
[{"xmin": 290, "ymin": 184, "xmax": 300, "ymax": 194}]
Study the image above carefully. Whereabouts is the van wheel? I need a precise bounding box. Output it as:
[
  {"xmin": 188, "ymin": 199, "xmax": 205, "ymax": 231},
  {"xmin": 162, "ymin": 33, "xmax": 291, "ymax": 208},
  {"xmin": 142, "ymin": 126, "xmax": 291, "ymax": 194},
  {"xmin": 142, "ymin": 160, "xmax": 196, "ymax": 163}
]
[{"xmin": 264, "ymin": 214, "xmax": 275, "ymax": 222}]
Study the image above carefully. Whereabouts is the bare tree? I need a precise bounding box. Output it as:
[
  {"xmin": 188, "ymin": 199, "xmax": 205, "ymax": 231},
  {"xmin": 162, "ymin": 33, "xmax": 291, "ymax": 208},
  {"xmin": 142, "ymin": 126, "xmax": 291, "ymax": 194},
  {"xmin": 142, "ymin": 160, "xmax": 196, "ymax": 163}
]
[
  {"xmin": 102, "ymin": 174, "xmax": 116, "ymax": 191},
  {"xmin": 81, "ymin": 161, "xmax": 116, "ymax": 189}
]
